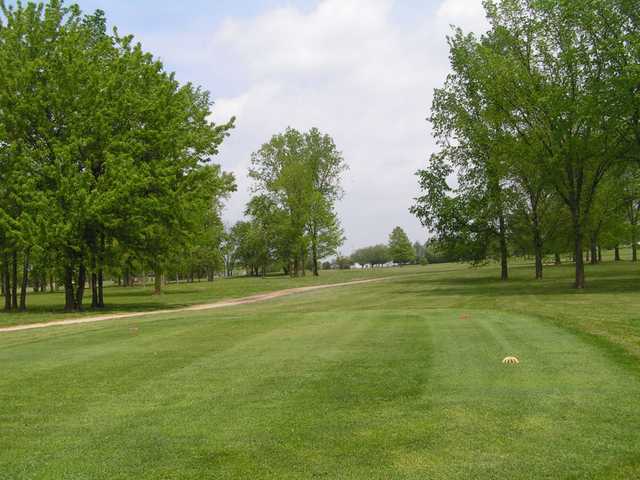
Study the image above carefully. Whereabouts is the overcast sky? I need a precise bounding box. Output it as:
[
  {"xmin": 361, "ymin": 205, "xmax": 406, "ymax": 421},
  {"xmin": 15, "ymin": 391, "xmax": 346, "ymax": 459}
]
[{"xmin": 61, "ymin": 0, "xmax": 488, "ymax": 252}]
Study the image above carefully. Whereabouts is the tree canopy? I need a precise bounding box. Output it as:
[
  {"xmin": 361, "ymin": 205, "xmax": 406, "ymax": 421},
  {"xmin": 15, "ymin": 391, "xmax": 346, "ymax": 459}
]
[
  {"xmin": 0, "ymin": 0, "xmax": 235, "ymax": 310},
  {"xmin": 388, "ymin": 227, "xmax": 415, "ymax": 265},
  {"xmin": 413, "ymin": 0, "xmax": 640, "ymax": 288},
  {"xmin": 246, "ymin": 127, "xmax": 347, "ymax": 277}
]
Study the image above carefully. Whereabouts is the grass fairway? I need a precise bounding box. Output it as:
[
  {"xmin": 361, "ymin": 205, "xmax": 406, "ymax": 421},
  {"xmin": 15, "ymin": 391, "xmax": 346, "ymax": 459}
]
[{"xmin": 2, "ymin": 262, "xmax": 640, "ymax": 478}]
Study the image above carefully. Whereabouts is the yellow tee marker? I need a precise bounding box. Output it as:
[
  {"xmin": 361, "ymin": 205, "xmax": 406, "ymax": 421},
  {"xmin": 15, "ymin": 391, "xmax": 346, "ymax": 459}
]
[{"xmin": 502, "ymin": 356, "xmax": 520, "ymax": 365}]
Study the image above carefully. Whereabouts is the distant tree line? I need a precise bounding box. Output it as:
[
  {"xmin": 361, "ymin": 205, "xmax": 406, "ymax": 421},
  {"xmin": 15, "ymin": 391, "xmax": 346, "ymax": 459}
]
[
  {"xmin": 0, "ymin": 1, "xmax": 235, "ymax": 311},
  {"xmin": 324, "ymin": 227, "xmax": 433, "ymax": 269},
  {"xmin": 411, "ymin": 0, "xmax": 640, "ymax": 288}
]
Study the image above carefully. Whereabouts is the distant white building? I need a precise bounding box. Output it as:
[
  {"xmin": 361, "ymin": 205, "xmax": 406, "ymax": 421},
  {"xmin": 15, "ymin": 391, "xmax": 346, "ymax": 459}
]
[{"xmin": 351, "ymin": 262, "xmax": 398, "ymax": 269}]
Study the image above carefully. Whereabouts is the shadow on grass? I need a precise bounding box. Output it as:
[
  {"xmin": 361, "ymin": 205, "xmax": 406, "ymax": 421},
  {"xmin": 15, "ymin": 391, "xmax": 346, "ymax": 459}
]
[
  {"xmin": 387, "ymin": 263, "xmax": 640, "ymax": 298},
  {"xmin": 1, "ymin": 301, "xmax": 174, "ymax": 317},
  {"xmin": 3, "ymin": 263, "xmax": 637, "ymax": 324}
]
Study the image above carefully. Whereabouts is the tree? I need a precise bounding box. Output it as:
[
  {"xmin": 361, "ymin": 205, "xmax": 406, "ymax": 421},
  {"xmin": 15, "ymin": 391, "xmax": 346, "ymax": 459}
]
[
  {"xmin": 422, "ymin": 27, "xmax": 516, "ymax": 280},
  {"xmin": 413, "ymin": 242, "xmax": 428, "ymax": 265},
  {"xmin": 220, "ymin": 225, "xmax": 238, "ymax": 277},
  {"xmin": 249, "ymin": 127, "xmax": 346, "ymax": 276},
  {"xmin": 334, "ymin": 254, "xmax": 353, "ymax": 270},
  {"xmin": 181, "ymin": 202, "xmax": 229, "ymax": 282},
  {"xmin": 304, "ymin": 128, "xmax": 347, "ymax": 275},
  {"xmin": 0, "ymin": 0, "xmax": 70, "ymax": 310},
  {"xmin": 412, "ymin": 153, "xmax": 509, "ymax": 270},
  {"xmin": 351, "ymin": 245, "xmax": 391, "ymax": 268},
  {"xmin": 0, "ymin": 1, "xmax": 235, "ymax": 310},
  {"xmin": 388, "ymin": 227, "xmax": 415, "ymax": 264},
  {"xmin": 415, "ymin": 0, "xmax": 637, "ymax": 288},
  {"xmin": 622, "ymin": 166, "xmax": 640, "ymax": 261},
  {"xmin": 228, "ymin": 222, "xmax": 254, "ymax": 276},
  {"xmin": 100, "ymin": 45, "xmax": 235, "ymax": 296},
  {"xmin": 480, "ymin": 0, "xmax": 634, "ymax": 287}
]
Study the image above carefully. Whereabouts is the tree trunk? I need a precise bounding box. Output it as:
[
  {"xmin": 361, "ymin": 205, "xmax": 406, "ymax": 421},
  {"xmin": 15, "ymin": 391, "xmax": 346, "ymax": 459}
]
[
  {"xmin": 98, "ymin": 268, "xmax": 104, "ymax": 308},
  {"xmin": 573, "ymin": 224, "xmax": 585, "ymax": 289},
  {"xmin": 615, "ymin": 245, "xmax": 621, "ymax": 261},
  {"xmin": 531, "ymin": 212, "xmax": 543, "ymax": 280},
  {"xmin": 64, "ymin": 266, "xmax": 75, "ymax": 311},
  {"xmin": 311, "ymin": 228, "xmax": 319, "ymax": 277},
  {"xmin": 498, "ymin": 212, "xmax": 509, "ymax": 281},
  {"xmin": 301, "ymin": 249, "xmax": 307, "ymax": 277},
  {"xmin": 3, "ymin": 255, "xmax": 11, "ymax": 311},
  {"xmin": 19, "ymin": 249, "xmax": 30, "ymax": 311},
  {"xmin": 11, "ymin": 252, "xmax": 18, "ymax": 310},
  {"xmin": 632, "ymin": 215, "xmax": 638, "ymax": 261},
  {"xmin": 534, "ymin": 248, "xmax": 543, "ymax": 279},
  {"xmin": 154, "ymin": 267, "xmax": 162, "ymax": 295},
  {"xmin": 75, "ymin": 264, "xmax": 86, "ymax": 311},
  {"xmin": 91, "ymin": 271, "xmax": 98, "ymax": 308},
  {"xmin": 554, "ymin": 252, "xmax": 561, "ymax": 265},
  {"xmin": 97, "ymin": 234, "xmax": 105, "ymax": 307},
  {"xmin": 590, "ymin": 235, "xmax": 598, "ymax": 266},
  {"xmin": 91, "ymin": 253, "xmax": 98, "ymax": 309},
  {"xmin": 312, "ymin": 246, "xmax": 319, "ymax": 276}
]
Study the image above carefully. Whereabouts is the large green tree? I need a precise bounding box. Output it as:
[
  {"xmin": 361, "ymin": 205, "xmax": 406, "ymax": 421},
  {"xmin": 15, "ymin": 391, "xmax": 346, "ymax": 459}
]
[
  {"xmin": 0, "ymin": 0, "xmax": 235, "ymax": 310},
  {"xmin": 481, "ymin": 0, "xmax": 635, "ymax": 287},
  {"xmin": 414, "ymin": 0, "xmax": 638, "ymax": 288},
  {"xmin": 249, "ymin": 127, "xmax": 346, "ymax": 276}
]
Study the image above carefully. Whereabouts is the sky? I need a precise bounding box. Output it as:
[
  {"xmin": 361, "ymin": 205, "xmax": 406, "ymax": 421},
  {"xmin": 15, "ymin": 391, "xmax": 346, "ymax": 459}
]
[{"xmin": 47, "ymin": 0, "xmax": 488, "ymax": 252}]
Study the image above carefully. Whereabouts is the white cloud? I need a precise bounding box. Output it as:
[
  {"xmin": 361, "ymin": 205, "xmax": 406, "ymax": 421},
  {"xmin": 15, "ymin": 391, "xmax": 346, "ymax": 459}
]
[
  {"xmin": 437, "ymin": 0, "xmax": 487, "ymax": 33},
  {"xmin": 208, "ymin": 0, "xmax": 487, "ymax": 252}
]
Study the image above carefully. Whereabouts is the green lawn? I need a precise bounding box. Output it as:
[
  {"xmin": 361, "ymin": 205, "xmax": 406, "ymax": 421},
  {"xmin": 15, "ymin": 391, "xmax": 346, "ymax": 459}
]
[
  {"xmin": 2, "ymin": 261, "xmax": 640, "ymax": 478},
  {"xmin": 0, "ymin": 266, "xmax": 426, "ymax": 328}
]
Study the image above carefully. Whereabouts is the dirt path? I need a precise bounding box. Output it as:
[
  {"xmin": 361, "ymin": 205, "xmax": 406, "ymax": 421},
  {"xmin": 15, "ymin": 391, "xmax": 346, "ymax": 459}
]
[{"xmin": 0, "ymin": 277, "xmax": 391, "ymax": 333}]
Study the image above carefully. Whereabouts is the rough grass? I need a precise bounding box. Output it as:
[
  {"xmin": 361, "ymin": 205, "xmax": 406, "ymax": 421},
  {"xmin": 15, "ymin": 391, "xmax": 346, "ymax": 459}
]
[{"xmin": 1, "ymin": 260, "xmax": 640, "ymax": 479}]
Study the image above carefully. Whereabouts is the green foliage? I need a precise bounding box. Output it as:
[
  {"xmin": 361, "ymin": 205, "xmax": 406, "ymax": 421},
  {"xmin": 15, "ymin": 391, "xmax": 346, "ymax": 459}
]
[
  {"xmin": 413, "ymin": 0, "xmax": 640, "ymax": 287},
  {"xmin": 351, "ymin": 244, "xmax": 391, "ymax": 267},
  {"xmin": 334, "ymin": 254, "xmax": 354, "ymax": 270},
  {"xmin": 413, "ymin": 241, "xmax": 429, "ymax": 265},
  {"xmin": 0, "ymin": 1, "xmax": 234, "ymax": 310},
  {"xmin": 388, "ymin": 227, "xmax": 415, "ymax": 264},
  {"xmin": 248, "ymin": 127, "xmax": 346, "ymax": 276}
]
